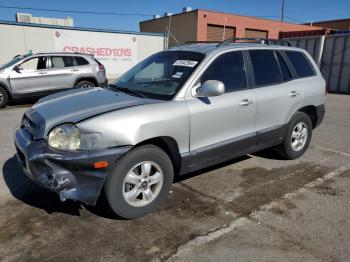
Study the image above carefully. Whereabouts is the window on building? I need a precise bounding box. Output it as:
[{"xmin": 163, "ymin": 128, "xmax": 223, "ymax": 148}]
[
  {"xmin": 201, "ymin": 51, "xmax": 246, "ymax": 92},
  {"xmin": 276, "ymin": 52, "xmax": 293, "ymax": 81},
  {"xmin": 285, "ymin": 51, "xmax": 315, "ymax": 78},
  {"xmin": 249, "ymin": 50, "xmax": 282, "ymax": 86}
]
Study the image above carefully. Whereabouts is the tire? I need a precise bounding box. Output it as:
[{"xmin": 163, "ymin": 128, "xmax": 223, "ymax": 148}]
[
  {"xmin": 0, "ymin": 86, "xmax": 9, "ymax": 108},
  {"xmin": 276, "ymin": 112, "xmax": 313, "ymax": 160},
  {"xmin": 104, "ymin": 145, "xmax": 174, "ymax": 219},
  {"xmin": 75, "ymin": 80, "xmax": 95, "ymax": 88}
]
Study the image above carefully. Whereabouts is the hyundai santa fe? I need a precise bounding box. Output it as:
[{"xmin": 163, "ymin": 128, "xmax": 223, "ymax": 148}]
[
  {"xmin": 0, "ymin": 52, "xmax": 107, "ymax": 107},
  {"xmin": 14, "ymin": 39, "xmax": 326, "ymax": 219}
]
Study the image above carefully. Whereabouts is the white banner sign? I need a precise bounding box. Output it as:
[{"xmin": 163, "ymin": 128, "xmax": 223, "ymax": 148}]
[{"xmin": 53, "ymin": 29, "xmax": 138, "ymax": 77}]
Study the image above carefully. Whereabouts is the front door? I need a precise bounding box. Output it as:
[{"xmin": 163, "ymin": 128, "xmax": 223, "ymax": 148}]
[
  {"xmin": 10, "ymin": 56, "xmax": 51, "ymax": 94},
  {"xmin": 186, "ymin": 50, "xmax": 256, "ymax": 170}
]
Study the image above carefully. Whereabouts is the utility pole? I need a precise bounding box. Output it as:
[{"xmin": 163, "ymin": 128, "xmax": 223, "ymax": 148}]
[{"xmin": 281, "ymin": 0, "xmax": 285, "ymax": 22}]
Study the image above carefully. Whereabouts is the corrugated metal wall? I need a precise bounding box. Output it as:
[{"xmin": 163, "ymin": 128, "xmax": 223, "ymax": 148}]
[{"xmin": 285, "ymin": 33, "xmax": 350, "ymax": 94}]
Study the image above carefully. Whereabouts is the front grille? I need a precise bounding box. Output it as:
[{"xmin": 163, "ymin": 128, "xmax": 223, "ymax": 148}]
[{"xmin": 15, "ymin": 145, "xmax": 27, "ymax": 169}]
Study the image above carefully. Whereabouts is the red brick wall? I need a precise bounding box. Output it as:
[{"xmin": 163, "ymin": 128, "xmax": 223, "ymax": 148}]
[{"xmin": 197, "ymin": 10, "xmax": 322, "ymax": 40}]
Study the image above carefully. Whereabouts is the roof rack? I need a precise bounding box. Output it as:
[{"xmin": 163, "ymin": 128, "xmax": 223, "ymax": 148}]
[
  {"xmin": 217, "ymin": 37, "xmax": 292, "ymax": 47},
  {"xmin": 184, "ymin": 41, "xmax": 219, "ymax": 44},
  {"xmin": 34, "ymin": 51, "xmax": 94, "ymax": 56},
  {"xmin": 174, "ymin": 41, "xmax": 219, "ymax": 47}
]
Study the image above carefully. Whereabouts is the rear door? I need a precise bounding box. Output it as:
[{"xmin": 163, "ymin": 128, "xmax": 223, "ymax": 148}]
[
  {"xmin": 186, "ymin": 50, "xmax": 256, "ymax": 168},
  {"xmin": 9, "ymin": 56, "xmax": 51, "ymax": 94},
  {"xmin": 48, "ymin": 56, "xmax": 79, "ymax": 89},
  {"xmin": 283, "ymin": 50, "xmax": 320, "ymax": 106},
  {"xmin": 249, "ymin": 49, "xmax": 303, "ymax": 146}
]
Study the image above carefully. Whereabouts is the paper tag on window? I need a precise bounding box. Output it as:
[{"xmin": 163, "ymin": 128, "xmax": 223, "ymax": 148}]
[
  {"xmin": 172, "ymin": 72, "xmax": 184, "ymax": 78},
  {"xmin": 173, "ymin": 60, "xmax": 198, "ymax": 67}
]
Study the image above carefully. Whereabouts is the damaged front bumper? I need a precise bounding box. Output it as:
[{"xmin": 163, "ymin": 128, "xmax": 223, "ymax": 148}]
[{"xmin": 14, "ymin": 127, "xmax": 131, "ymax": 205}]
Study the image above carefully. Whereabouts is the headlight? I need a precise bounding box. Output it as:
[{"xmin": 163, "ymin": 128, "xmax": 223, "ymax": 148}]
[{"xmin": 48, "ymin": 123, "xmax": 81, "ymax": 151}]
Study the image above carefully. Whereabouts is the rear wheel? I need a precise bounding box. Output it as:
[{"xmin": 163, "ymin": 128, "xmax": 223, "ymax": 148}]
[
  {"xmin": 276, "ymin": 112, "xmax": 312, "ymax": 160},
  {"xmin": 104, "ymin": 145, "xmax": 174, "ymax": 219},
  {"xmin": 0, "ymin": 86, "xmax": 9, "ymax": 108},
  {"xmin": 75, "ymin": 80, "xmax": 95, "ymax": 88}
]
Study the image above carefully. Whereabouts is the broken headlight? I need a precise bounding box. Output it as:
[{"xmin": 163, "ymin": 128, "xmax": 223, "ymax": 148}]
[{"xmin": 48, "ymin": 123, "xmax": 81, "ymax": 151}]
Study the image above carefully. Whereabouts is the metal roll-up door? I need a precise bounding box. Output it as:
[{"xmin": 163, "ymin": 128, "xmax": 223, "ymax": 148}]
[
  {"xmin": 245, "ymin": 29, "xmax": 268, "ymax": 39},
  {"xmin": 207, "ymin": 24, "xmax": 235, "ymax": 41}
]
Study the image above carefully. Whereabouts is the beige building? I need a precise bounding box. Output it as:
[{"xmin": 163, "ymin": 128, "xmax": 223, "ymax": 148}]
[
  {"xmin": 16, "ymin": 13, "xmax": 74, "ymax": 27},
  {"xmin": 0, "ymin": 21, "xmax": 167, "ymax": 79}
]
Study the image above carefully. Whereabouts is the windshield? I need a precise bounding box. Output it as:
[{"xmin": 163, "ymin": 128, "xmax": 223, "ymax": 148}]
[
  {"xmin": 0, "ymin": 55, "xmax": 30, "ymax": 69},
  {"xmin": 114, "ymin": 51, "xmax": 204, "ymax": 100}
]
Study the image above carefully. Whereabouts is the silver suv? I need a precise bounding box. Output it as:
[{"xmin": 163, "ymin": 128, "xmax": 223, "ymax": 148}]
[
  {"xmin": 0, "ymin": 52, "xmax": 107, "ymax": 107},
  {"xmin": 14, "ymin": 39, "xmax": 326, "ymax": 218}
]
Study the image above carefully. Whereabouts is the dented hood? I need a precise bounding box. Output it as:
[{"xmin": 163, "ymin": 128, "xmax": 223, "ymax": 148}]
[{"xmin": 25, "ymin": 87, "xmax": 158, "ymax": 139}]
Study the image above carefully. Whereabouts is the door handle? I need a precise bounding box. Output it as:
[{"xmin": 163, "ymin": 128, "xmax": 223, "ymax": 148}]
[
  {"xmin": 71, "ymin": 68, "xmax": 79, "ymax": 72},
  {"xmin": 289, "ymin": 91, "xmax": 299, "ymax": 97},
  {"xmin": 240, "ymin": 98, "xmax": 253, "ymax": 107},
  {"xmin": 37, "ymin": 71, "xmax": 47, "ymax": 75}
]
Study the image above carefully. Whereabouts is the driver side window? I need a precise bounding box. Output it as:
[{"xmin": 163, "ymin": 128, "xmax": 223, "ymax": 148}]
[
  {"xmin": 201, "ymin": 51, "xmax": 246, "ymax": 93},
  {"xmin": 20, "ymin": 57, "xmax": 47, "ymax": 71}
]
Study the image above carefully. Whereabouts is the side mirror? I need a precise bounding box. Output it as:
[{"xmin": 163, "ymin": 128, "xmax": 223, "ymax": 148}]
[
  {"xmin": 194, "ymin": 80, "xmax": 225, "ymax": 97},
  {"xmin": 13, "ymin": 65, "xmax": 23, "ymax": 73}
]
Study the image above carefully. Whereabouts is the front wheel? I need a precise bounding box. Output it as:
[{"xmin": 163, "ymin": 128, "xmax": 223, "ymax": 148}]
[
  {"xmin": 104, "ymin": 145, "xmax": 174, "ymax": 219},
  {"xmin": 276, "ymin": 112, "xmax": 313, "ymax": 160}
]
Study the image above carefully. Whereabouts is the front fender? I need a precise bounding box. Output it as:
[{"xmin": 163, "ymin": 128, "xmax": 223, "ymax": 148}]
[{"xmin": 77, "ymin": 101, "xmax": 190, "ymax": 154}]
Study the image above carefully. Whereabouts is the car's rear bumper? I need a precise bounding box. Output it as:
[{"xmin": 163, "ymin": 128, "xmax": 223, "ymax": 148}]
[
  {"xmin": 315, "ymin": 104, "xmax": 325, "ymax": 128},
  {"xmin": 14, "ymin": 127, "xmax": 131, "ymax": 205}
]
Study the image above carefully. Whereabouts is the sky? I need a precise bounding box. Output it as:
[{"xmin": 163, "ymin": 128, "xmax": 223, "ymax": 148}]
[{"xmin": 0, "ymin": 0, "xmax": 349, "ymax": 32}]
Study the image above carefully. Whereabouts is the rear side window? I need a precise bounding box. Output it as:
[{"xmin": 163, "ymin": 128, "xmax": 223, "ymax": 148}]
[
  {"xmin": 51, "ymin": 56, "xmax": 73, "ymax": 68},
  {"xmin": 75, "ymin": 56, "xmax": 89, "ymax": 66},
  {"xmin": 249, "ymin": 50, "xmax": 282, "ymax": 86},
  {"xmin": 51, "ymin": 56, "xmax": 89, "ymax": 68},
  {"xmin": 201, "ymin": 51, "xmax": 246, "ymax": 92},
  {"xmin": 276, "ymin": 52, "xmax": 293, "ymax": 81},
  {"xmin": 285, "ymin": 51, "xmax": 315, "ymax": 78}
]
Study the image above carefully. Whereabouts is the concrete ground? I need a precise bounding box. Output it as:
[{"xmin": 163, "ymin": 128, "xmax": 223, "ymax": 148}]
[{"xmin": 0, "ymin": 94, "xmax": 349, "ymax": 261}]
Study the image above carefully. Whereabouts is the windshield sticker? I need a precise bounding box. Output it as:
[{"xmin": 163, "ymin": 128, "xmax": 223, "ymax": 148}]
[
  {"xmin": 173, "ymin": 60, "xmax": 198, "ymax": 67},
  {"xmin": 172, "ymin": 72, "xmax": 184, "ymax": 78}
]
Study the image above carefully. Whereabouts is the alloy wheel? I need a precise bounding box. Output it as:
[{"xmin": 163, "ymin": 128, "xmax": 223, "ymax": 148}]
[
  {"xmin": 291, "ymin": 122, "xmax": 308, "ymax": 151},
  {"xmin": 122, "ymin": 161, "xmax": 164, "ymax": 207}
]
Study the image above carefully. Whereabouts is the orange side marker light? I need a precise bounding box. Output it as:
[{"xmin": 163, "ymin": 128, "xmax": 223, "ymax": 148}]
[{"xmin": 94, "ymin": 161, "xmax": 109, "ymax": 169}]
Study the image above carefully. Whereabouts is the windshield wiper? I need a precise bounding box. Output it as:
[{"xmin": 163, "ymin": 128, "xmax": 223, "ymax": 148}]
[{"xmin": 108, "ymin": 84, "xmax": 146, "ymax": 98}]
